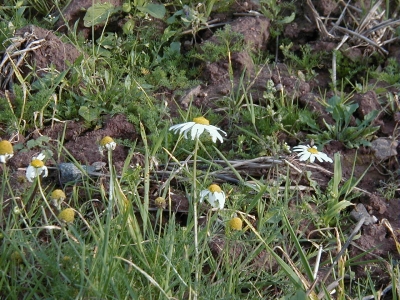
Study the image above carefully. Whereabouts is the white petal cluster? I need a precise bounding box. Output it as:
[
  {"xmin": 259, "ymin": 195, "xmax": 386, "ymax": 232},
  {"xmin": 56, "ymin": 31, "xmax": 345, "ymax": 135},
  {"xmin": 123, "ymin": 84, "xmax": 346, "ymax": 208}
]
[
  {"xmin": 169, "ymin": 116, "xmax": 226, "ymax": 143},
  {"xmin": 199, "ymin": 184, "xmax": 226, "ymax": 210},
  {"xmin": 26, "ymin": 153, "xmax": 48, "ymax": 182},
  {"xmin": 292, "ymin": 145, "xmax": 333, "ymax": 163}
]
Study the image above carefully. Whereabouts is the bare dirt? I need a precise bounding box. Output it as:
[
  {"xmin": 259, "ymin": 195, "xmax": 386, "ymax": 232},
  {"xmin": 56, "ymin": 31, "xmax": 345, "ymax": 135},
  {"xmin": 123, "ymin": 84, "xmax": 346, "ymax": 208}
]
[{"xmin": 1, "ymin": 0, "xmax": 400, "ymax": 293}]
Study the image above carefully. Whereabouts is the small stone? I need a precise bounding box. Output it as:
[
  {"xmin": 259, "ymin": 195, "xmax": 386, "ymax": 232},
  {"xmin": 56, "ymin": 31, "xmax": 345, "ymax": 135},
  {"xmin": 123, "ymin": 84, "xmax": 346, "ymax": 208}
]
[
  {"xmin": 58, "ymin": 163, "xmax": 102, "ymax": 183},
  {"xmin": 370, "ymin": 138, "xmax": 398, "ymax": 160},
  {"xmin": 350, "ymin": 203, "xmax": 378, "ymax": 225}
]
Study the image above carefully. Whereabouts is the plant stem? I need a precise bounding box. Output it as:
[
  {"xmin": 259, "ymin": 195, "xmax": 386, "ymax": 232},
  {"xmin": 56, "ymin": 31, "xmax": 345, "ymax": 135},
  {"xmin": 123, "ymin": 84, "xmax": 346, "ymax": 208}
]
[
  {"xmin": 193, "ymin": 137, "xmax": 199, "ymax": 299},
  {"xmin": 102, "ymin": 149, "xmax": 114, "ymax": 275}
]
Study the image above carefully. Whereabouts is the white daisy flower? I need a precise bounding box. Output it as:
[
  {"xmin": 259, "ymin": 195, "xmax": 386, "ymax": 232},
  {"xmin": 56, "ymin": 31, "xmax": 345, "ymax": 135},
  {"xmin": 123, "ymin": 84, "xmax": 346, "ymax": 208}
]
[
  {"xmin": 169, "ymin": 116, "xmax": 227, "ymax": 143},
  {"xmin": 0, "ymin": 140, "xmax": 14, "ymax": 163},
  {"xmin": 99, "ymin": 136, "xmax": 116, "ymax": 154},
  {"xmin": 292, "ymin": 145, "xmax": 333, "ymax": 163},
  {"xmin": 199, "ymin": 184, "xmax": 226, "ymax": 209},
  {"xmin": 26, "ymin": 153, "xmax": 48, "ymax": 182}
]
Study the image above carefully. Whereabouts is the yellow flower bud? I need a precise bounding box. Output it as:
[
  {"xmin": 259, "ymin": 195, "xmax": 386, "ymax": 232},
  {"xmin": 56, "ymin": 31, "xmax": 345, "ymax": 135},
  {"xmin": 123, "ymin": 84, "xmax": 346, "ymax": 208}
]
[
  {"xmin": 229, "ymin": 217, "xmax": 243, "ymax": 230},
  {"xmin": 0, "ymin": 140, "xmax": 13, "ymax": 155},
  {"xmin": 10, "ymin": 251, "xmax": 24, "ymax": 264},
  {"xmin": 100, "ymin": 136, "xmax": 114, "ymax": 147},
  {"xmin": 51, "ymin": 189, "xmax": 66, "ymax": 201},
  {"xmin": 58, "ymin": 208, "xmax": 75, "ymax": 223},
  {"xmin": 155, "ymin": 197, "xmax": 166, "ymax": 209}
]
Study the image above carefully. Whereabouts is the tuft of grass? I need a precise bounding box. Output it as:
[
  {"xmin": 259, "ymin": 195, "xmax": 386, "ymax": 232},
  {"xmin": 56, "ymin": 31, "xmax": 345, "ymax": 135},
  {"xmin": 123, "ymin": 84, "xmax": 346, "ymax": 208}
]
[{"xmin": 1, "ymin": 0, "xmax": 399, "ymax": 298}]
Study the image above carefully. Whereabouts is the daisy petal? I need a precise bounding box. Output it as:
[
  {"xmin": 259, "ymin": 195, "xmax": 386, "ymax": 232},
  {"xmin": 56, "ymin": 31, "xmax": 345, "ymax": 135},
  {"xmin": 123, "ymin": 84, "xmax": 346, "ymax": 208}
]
[
  {"xmin": 191, "ymin": 124, "xmax": 206, "ymax": 140},
  {"xmin": 298, "ymin": 152, "xmax": 311, "ymax": 161},
  {"xmin": 36, "ymin": 153, "xmax": 46, "ymax": 161}
]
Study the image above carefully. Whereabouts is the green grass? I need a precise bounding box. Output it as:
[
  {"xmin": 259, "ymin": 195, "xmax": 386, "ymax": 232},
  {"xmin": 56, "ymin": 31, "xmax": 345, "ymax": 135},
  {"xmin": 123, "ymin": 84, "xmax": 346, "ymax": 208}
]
[{"xmin": 0, "ymin": 0, "xmax": 399, "ymax": 299}]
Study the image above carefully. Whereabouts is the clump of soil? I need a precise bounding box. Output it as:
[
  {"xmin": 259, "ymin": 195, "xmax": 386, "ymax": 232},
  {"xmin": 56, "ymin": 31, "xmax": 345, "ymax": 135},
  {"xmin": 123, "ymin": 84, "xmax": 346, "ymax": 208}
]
[{"xmin": 0, "ymin": 25, "xmax": 82, "ymax": 90}]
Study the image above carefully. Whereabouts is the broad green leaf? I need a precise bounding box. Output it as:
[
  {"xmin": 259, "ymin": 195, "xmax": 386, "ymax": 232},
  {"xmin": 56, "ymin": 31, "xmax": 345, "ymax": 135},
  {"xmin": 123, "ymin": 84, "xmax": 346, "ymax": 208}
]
[
  {"xmin": 279, "ymin": 12, "xmax": 295, "ymax": 24},
  {"xmin": 137, "ymin": 3, "xmax": 165, "ymax": 19},
  {"xmin": 325, "ymin": 200, "xmax": 354, "ymax": 218},
  {"xmin": 27, "ymin": 136, "xmax": 50, "ymax": 149},
  {"xmin": 326, "ymin": 95, "xmax": 341, "ymax": 112},
  {"xmin": 162, "ymin": 27, "xmax": 178, "ymax": 43},
  {"xmin": 79, "ymin": 106, "xmax": 99, "ymax": 122},
  {"xmin": 361, "ymin": 110, "xmax": 379, "ymax": 125},
  {"xmin": 83, "ymin": 3, "xmax": 116, "ymax": 27},
  {"xmin": 169, "ymin": 41, "xmax": 181, "ymax": 53},
  {"xmin": 299, "ymin": 113, "xmax": 319, "ymax": 131},
  {"xmin": 281, "ymin": 289, "xmax": 308, "ymax": 300}
]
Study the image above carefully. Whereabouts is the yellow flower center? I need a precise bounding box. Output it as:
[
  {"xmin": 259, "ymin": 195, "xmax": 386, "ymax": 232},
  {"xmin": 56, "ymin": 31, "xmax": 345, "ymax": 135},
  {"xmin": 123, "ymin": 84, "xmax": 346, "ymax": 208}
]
[
  {"xmin": 155, "ymin": 197, "xmax": 166, "ymax": 209},
  {"xmin": 10, "ymin": 251, "xmax": 24, "ymax": 264},
  {"xmin": 31, "ymin": 159, "xmax": 44, "ymax": 168},
  {"xmin": 208, "ymin": 184, "xmax": 222, "ymax": 193},
  {"xmin": 62, "ymin": 256, "xmax": 71, "ymax": 262},
  {"xmin": 307, "ymin": 147, "xmax": 319, "ymax": 154},
  {"xmin": 100, "ymin": 136, "xmax": 114, "ymax": 146},
  {"xmin": 193, "ymin": 116, "xmax": 210, "ymax": 125},
  {"xmin": 51, "ymin": 189, "xmax": 66, "ymax": 200},
  {"xmin": 0, "ymin": 140, "xmax": 13, "ymax": 155},
  {"xmin": 229, "ymin": 217, "xmax": 243, "ymax": 230},
  {"xmin": 58, "ymin": 208, "xmax": 75, "ymax": 223}
]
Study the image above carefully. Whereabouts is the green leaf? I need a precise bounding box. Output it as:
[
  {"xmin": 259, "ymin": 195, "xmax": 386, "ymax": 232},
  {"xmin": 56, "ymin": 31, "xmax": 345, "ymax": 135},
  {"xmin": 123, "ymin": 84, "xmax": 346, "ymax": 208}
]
[
  {"xmin": 162, "ymin": 27, "xmax": 178, "ymax": 43},
  {"xmin": 279, "ymin": 12, "xmax": 296, "ymax": 24},
  {"xmin": 299, "ymin": 112, "xmax": 319, "ymax": 131},
  {"xmin": 282, "ymin": 211, "xmax": 314, "ymax": 281},
  {"xmin": 79, "ymin": 106, "xmax": 100, "ymax": 122},
  {"xmin": 281, "ymin": 289, "xmax": 308, "ymax": 300},
  {"xmin": 137, "ymin": 3, "xmax": 166, "ymax": 19},
  {"xmin": 325, "ymin": 200, "xmax": 354, "ymax": 223},
  {"xmin": 27, "ymin": 136, "xmax": 50, "ymax": 149},
  {"xmin": 83, "ymin": 3, "xmax": 117, "ymax": 27},
  {"xmin": 361, "ymin": 110, "xmax": 379, "ymax": 125},
  {"xmin": 332, "ymin": 152, "xmax": 342, "ymax": 199}
]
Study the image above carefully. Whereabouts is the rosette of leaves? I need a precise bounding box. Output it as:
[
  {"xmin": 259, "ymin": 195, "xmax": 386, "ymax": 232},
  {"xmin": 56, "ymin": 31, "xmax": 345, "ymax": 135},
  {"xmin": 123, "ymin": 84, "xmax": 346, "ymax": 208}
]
[{"xmin": 306, "ymin": 95, "xmax": 380, "ymax": 148}]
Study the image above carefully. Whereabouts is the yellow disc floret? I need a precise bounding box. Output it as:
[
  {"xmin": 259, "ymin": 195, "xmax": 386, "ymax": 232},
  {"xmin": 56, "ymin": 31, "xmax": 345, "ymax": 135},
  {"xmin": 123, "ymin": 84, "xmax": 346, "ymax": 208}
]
[
  {"xmin": 229, "ymin": 217, "xmax": 243, "ymax": 230},
  {"xmin": 51, "ymin": 189, "xmax": 66, "ymax": 200},
  {"xmin": 31, "ymin": 159, "xmax": 44, "ymax": 168},
  {"xmin": 155, "ymin": 197, "xmax": 167, "ymax": 209},
  {"xmin": 193, "ymin": 116, "xmax": 210, "ymax": 125},
  {"xmin": 58, "ymin": 208, "xmax": 75, "ymax": 223},
  {"xmin": 0, "ymin": 140, "xmax": 13, "ymax": 155},
  {"xmin": 100, "ymin": 136, "xmax": 114, "ymax": 146},
  {"xmin": 208, "ymin": 184, "xmax": 222, "ymax": 193},
  {"xmin": 307, "ymin": 147, "xmax": 319, "ymax": 154},
  {"xmin": 10, "ymin": 251, "xmax": 24, "ymax": 264}
]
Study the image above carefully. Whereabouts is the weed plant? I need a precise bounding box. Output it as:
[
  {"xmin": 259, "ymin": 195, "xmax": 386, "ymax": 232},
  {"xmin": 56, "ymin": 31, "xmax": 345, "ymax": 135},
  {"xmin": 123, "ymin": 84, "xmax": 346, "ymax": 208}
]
[{"xmin": 0, "ymin": 0, "xmax": 398, "ymax": 299}]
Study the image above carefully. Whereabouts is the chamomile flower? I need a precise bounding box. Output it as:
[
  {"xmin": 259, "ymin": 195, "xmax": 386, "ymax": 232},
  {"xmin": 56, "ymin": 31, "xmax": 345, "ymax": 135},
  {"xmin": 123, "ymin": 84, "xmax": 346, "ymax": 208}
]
[
  {"xmin": 26, "ymin": 153, "xmax": 48, "ymax": 182},
  {"xmin": 169, "ymin": 116, "xmax": 227, "ymax": 143},
  {"xmin": 199, "ymin": 184, "xmax": 226, "ymax": 209},
  {"xmin": 99, "ymin": 136, "xmax": 116, "ymax": 154},
  {"xmin": 229, "ymin": 217, "xmax": 243, "ymax": 230},
  {"xmin": 51, "ymin": 189, "xmax": 66, "ymax": 210},
  {"xmin": 292, "ymin": 145, "xmax": 333, "ymax": 163},
  {"xmin": 155, "ymin": 197, "xmax": 167, "ymax": 209},
  {"xmin": 0, "ymin": 140, "xmax": 14, "ymax": 163},
  {"xmin": 58, "ymin": 208, "xmax": 75, "ymax": 223}
]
